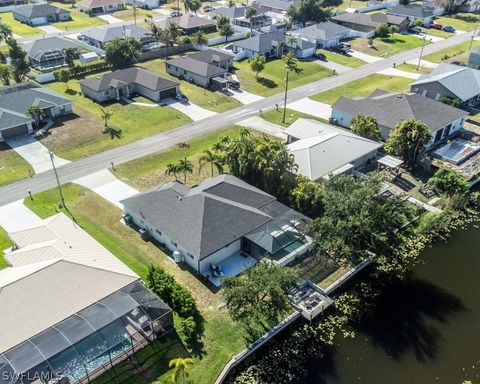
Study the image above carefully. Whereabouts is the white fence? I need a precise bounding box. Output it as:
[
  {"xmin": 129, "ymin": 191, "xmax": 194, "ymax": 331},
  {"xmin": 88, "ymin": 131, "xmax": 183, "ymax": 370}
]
[
  {"xmin": 30, "ymin": 71, "xmax": 56, "ymax": 83},
  {"xmin": 207, "ymin": 31, "xmax": 248, "ymax": 46}
]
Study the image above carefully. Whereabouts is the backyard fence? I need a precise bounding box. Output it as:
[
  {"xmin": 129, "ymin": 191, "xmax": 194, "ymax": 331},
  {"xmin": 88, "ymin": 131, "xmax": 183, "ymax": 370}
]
[{"xmin": 138, "ymin": 44, "xmax": 193, "ymax": 61}]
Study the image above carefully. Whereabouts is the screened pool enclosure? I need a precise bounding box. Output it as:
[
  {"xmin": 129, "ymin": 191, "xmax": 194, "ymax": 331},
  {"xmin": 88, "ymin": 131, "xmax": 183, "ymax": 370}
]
[{"xmin": 0, "ymin": 281, "xmax": 173, "ymax": 384}]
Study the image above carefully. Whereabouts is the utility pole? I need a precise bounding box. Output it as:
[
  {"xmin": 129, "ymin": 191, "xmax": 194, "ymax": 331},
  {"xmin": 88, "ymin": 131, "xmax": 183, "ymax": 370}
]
[
  {"xmin": 133, "ymin": 0, "xmax": 137, "ymax": 26},
  {"xmin": 282, "ymin": 68, "xmax": 290, "ymax": 123},
  {"xmin": 49, "ymin": 151, "xmax": 66, "ymax": 210},
  {"xmin": 468, "ymin": 24, "xmax": 478, "ymax": 54},
  {"xmin": 416, "ymin": 34, "xmax": 427, "ymax": 71}
]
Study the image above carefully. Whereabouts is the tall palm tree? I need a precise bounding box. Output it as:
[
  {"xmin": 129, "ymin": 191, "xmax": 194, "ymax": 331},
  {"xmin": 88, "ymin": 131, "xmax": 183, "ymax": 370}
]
[
  {"xmin": 166, "ymin": 21, "xmax": 182, "ymax": 46},
  {"xmin": 177, "ymin": 157, "xmax": 194, "ymax": 184},
  {"xmin": 191, "ymin": 29, "xmax": 207, "ymax": 46},
  {"xmin": 216, "ymin": 15, "xmax": 234, "ymax": 43},
  {"xmin": 165, "ymin": 163, "xmax": 179, "ymax": 181},
  {"xmin": 184, "ymin": 0, "xmax": 201, "ymax": 14},
  {"xmin": 199, "ymin": 149, "xmax": 223, "ymax": 177},
  {"xmin": 26, "ymin": 105, "xmax": 45, "ymax": 129},
  {"xmin": 62, "ymin": 47, "xmax": 77, "ymax": 68},
  {"xmin": 0, "ymin": 24, "xmax": 12, "ymax": 43},
  {"xmin": 169, "ymin": 357, "xmax": 193, "ymax": 384},
  {"xmin": 245, "ymin": 6, "xmax": 256, "ymax": 31},
  {"xmin": 100, "ymin": 108, "xmax": 113, "ymax": 128}
]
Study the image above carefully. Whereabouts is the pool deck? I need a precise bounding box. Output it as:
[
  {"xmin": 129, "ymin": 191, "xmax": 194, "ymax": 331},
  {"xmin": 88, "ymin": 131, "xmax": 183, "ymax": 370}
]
[{"xmin": 207, "ymin": 252, "xmax": 257, "ymax": 287}]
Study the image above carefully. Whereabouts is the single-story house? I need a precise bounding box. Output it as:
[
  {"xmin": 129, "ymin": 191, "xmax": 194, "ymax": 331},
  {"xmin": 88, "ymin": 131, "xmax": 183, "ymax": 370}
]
[
  {"xmin": 370, "ymin": 12, "xmax": 410, "ymax": 32},
  {"xmin": 211, "ymin": 6, "xmax": 272, "ymax": 30},
  {"xmin": 121, "ymin": 174, "xmax": 311, "ymax": 283},
  {"xmin": 387, "ymin": 3, "xmax": 436, "ymax": 26},
  {"xmin": 211, "ymin": 5, "xmax": 250, "ymax": 20},
  {"xmin": 331, "ymin": 90, "xmax": 468, "ymax": 147},
  {"xmin": 80, "ymin": 24, "xmax": 153, "ymax": 49},
  {"xmin": 166, "ymin": 56, "xmax": 228, "ymax": 88},
  {"xmin": 156, "ymin": 13, "xmax": 216, "ymax": 34},
  {"xmin": 292, "ymin": 21, "xmax": 352, "ymax": 48},
  {"xmin": 187, "ymin": 49, "xmax": 234, "ymax": 70},
  {"xmin": 12, "ymin": 4, "xmax": 71, "ymax": 26},
  {"xmin": 231, "ymin": 31, "xmax": 315, "ymax": 59},
  {"xmin": 253, "ymin": 0, "xmax": 298, "ymax": 14},
  {"xmin": 125, "ymin": 0, "xmax": 160, "ymax": 9},
  {"xmin": 411, "ymin": 63, "xmax": 480, "ymax": 107},
  {"xmin": 80, "ymin": 67, "xmax": 180, "ymax": 103},
  {"xmin": 286, "ymin": 118, "xmax": 381, "ymax": 180},
  {"xmin": 78, "ymin": 0, "xmax": 124, "ymax": 14},
  {"xmin": 22, "ymin": 36, "xmax": 103, "ymax": 70},
  {"xmin": 0, "ymin": 213, "xmax": 173, "ymax": 384},
  {"xmin": 0, "ymin": 83, "xmax": 72, "ymax": 141},
  {"xmin": 331, "ymin": 12, "xmax": 409, "ymax": 35}
]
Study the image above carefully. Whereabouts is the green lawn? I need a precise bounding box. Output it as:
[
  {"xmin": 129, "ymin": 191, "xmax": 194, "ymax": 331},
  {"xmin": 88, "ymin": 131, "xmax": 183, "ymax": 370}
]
[
  {"xmin": 112, "ymin": 6, "xmax": 154, "ymax": 21},
  {"xmin": 116, "ymin": 126, "xmax": 242, "ymax": 190},
  {"xmin": 24, "ymin": 183, "xmax": 247, "ymax": 384},
  {"xmin": 43, "ymin": 80, "xmax": 191, "ymax": 160},
  {"xmin": 350, "ymin": 35, "xmax": 428, "ymax": 58},
  {"xmin": 0, "ymin": 142, "xmax": 34, "ymax": 186},
  {"xmin": 0, "ymin": 12, "xmax": 42, "ymax": 36},
  {"xmin": 0, "ymin": 226, "xmax": 11, "ymax": 269},
  {"xmin": 396, "ymin": 63, "xmax": 432, "ymax": 74},
  {"xmin": 311, "ymin": 73, "xmax": 413, "ymax": 104},
  {"xmin": 261, "ymin": 108, "xmax": 327, "ymax": 127},
  {"xmin": 424, "ymin": 40, "xmax": 480, "ymax": 63},
  {"xmin": 419, "ymin": 27, "xmax": 451, "ymax": 39},
  {"xmin": 435, "ymin": 13, "xmax": 480, "ymax": 31},
  {"xmin": 138, "ymin": 59, "xmax": 242, "ymax": 112},
  {"xmin": 336, "ymin": 0, "xmax": 368, "ymax": 11},
  {"xmin": 319, "ymin": 49, "xmax": 366, "ymax": 68},
  {"xmin": 49, "ymin": 3, "xmax": 106, "ymax": 30},
  {"xmin": 235, "ymin": 58, "xmax": 334, "ymax": 97}
]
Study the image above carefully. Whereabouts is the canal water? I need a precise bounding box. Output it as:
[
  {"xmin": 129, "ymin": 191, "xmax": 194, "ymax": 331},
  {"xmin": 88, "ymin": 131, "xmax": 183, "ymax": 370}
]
[{"xmin": 307, "ymin": 226, "xmax": 480, "ymax": 384}]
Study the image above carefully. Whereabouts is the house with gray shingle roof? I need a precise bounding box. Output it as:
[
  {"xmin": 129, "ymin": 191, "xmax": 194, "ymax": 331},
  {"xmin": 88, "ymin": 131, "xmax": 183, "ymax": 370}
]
[
  {"xmin": 387, "ymin": 3, "xmax": 437, "ymax": 26},
  {"xmin": 80, "ymin": 25, "xmax": 152, "ymax": 49},
  {"xmin": 156, "ymin": 13, "xmax": 216, "ymax": 34},
  {"xmin": 0, "ymin": 83, "xmax": 72, "ymax": 140},
  {"xmin": 411, "ymin": 63, "xmax": 480, "ymax": 107},
  {"xmin": 292, "ymin": 21, "xmax": 352, "ymax": 48},
  {"xmin": 12, "ymin": 3, "xmax": 71, "ymax": 26},
  {"xmin": 331, "ymin": 89, "xmax": 468, "ymax": 147},
  {"xmin": 78, "ymin": 0, "xmax": 124, "ymax": 14},
  {"xmin": 121, "ymin": 174, "xmax": 311, "ymax": 282},
  {"xmin": 80, "ymin": 67, "xmax": 180, "ymax": 103},
  {"xmin": 166, "ymin": 56, "xmax": 228, "ymax": 88}
]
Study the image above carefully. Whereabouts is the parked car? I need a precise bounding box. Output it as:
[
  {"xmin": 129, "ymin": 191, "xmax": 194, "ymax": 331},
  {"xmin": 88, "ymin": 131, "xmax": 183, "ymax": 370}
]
[
  {"xmin": 451, "ymin": 61, "xmax": 466, "ymax": 66},
  {"xmin": 170, "ymin": 10, "xmax": 182, "ymax": 16},
  {"xmin": 313, "ymin": 51, "xmax": 326, "ymax": 60},
  {"xmin": 202, "ymin": 5, "xmax": 214, "ymax": 12},
  {"xmin": 430, "ymin": 22, "xmax": 443, "ymax": 30},
  {"xmin": 139, "ymin": 228, "xmax": 151, "ymax": 241},
  {"xmin": 442, "ymin": 25, "xmax": 456, "ymax": 33},
  {"xmin": 227, "ymin": 79, "xmax": 240, "ymax": 90},
  {"xmin": 408, "ymin": 27, "xmax": 421, "ymax": 34},
  {"xmin": 339, "ymin": 42, "xmax": 351, "ymax": 49},
  {"xmin": 176, "ymin": 93, "xmax": 189, "ymax": 103}
]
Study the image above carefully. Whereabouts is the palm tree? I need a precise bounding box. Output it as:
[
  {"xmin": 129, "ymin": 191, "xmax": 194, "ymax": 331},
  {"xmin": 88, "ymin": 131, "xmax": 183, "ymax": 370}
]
[
  {"xmin": 191, "ymin": 30, "xmax": 207, "ymax": 46},
  {"xmin": 0, "ymin": 64, "xmax": 10, "ymax": 86},
  {"xmin": 216, "ymin": 15, "xmax": 234, "ymax": 43},
  {"xmin": 199, "ymin": 149, "xmax": 223, "ymax": 177},
  {"xmin": 62, "ymin": 47, "xmax": 77, "ymax": 68},
  {"xmin": 169, "ymin": 357, "xmax": 193, "ymax": 384},
  {"xmin": 281, "ymin": 52, "xmax": 302, "ymax": 123},
  {"xmin": 0, "ymin": 24, "xmax": 12, "ymax": 43},
  {"xmin": 166, "ymin": 21, "xmax": 182, "ymax": 46},
  {"xmin": 245, "ymin": 6, "xmax": 256, "ymax": 31},
  {"xmin": 184, "ymin": 0, "xmax": 201, "ymax": 14},
  {"xmin": 26, "ymin": 105, "xmax": 45, "ymax": 129},
  {"xmin": 165, "ymin": 163, "xmax": 179, "ymax": 181},
  {"xmin": 100, "ymin": 108, "xmax": 113, "ymax": 128},
  {"xmin": 177, "ymin": 157, "xmax": 194, "ymax": 184}
]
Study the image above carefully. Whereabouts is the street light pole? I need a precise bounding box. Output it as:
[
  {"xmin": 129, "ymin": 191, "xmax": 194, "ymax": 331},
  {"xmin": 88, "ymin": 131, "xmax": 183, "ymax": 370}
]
[
  {"xmin": 416, "ymin": 34, "xmax": 427, "ymax": 71},
  {"xmin": 468, "ymin": 24, "xmax": 478, "ymax": 54},
  {"xmin": 282, "ymin": 68, "xmax": 289, "ymax": 123}
]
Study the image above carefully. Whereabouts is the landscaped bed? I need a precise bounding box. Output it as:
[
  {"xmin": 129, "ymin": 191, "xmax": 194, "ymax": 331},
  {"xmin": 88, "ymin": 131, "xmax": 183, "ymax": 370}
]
[
  {"xmin": 0, "ymin": 142, "xmax": 34, "ymax": 186},
  {"xmin": 349, "ymin": 35, "xmax": 428, "ymax": 58},
  {"xmin": 24, "ymin": 183, "xmax": 247, "ymax": 384},
  {"xmin": 138, "ymin": 59, "xmax": 242, "ymax": 112},
  {"xmin": 43, "ymin": 80, "xmax": 191, "ymax": 160},
  {"xmin": 310, "ymin": 73, "xmax": 413, "ymax": 104},
  {"xmin": 234, "ymin": 58, "xmax": 333, "ymax": 97}
]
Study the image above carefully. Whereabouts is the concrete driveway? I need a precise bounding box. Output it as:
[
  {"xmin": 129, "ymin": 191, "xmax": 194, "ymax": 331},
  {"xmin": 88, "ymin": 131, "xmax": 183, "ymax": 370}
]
[
  {"xmin": 287, "ymin": 98, "xmax": 332, "ymax": 120},
  {"xmin": 98, "ymin": 14, "xmax": 123, "ymax": 24},
  {"xmin": 349, "ymin": 50, "xmax": 382, "ymax": 63},
  {"xmin": 7, "ymin": 135, "xmax": 70, "ymax": 174},
  {"xmin": 0, "ymin": 200, "xmax": 42, "ymax": 233},
  {"xmin": 377, "ymin": 67, "xmax": 421, "ymax": 79},
  {"xmin": 406, "ymin": 58, "xmax": 438, "ymax": 68},
  {"xmin": 228, "ymin": 89, "xmax": 264, "ymax": 105},
  {"xmin": 237, "ymin": 116, "xmax": 286, "ymax": 140},
  {"xmin": 74, "ymin": 169, "xmax": 139, "ymax": 209},
  {"xmin": 164, "ymin": 98, "xmax": 217, "ymax": 121},
  {"xmin": 38, "ymin": 25, "xmax": 62, "ymax": 34},
  {"xmin": 315, "ymin": 59, "xmax": 350, "ymax": 74}
]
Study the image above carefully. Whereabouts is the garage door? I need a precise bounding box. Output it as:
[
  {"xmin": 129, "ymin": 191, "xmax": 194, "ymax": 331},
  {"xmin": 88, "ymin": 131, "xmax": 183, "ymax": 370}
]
[
  {"xmin": 159, "ymin": 87, "xmax": 177, "ymax": 99},
  {"xmin": 1, "ymin": 124, "xmax": 29, "ymax": 140}
]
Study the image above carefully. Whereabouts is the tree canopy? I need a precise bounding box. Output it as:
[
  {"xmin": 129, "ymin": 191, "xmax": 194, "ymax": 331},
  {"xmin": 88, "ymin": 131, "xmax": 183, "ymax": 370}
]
[
  {"xmin": 249, "ymin": 54, "xmax": 266, "ymax": 79},
  {"xmin": 428, "ymin": 169, "xmax": 470, "ymax": 197},
  {"xmin": 216, "ymin": 15, "xmax": 234, "ymax": 42},
  {"xmin": 350, "ymin": 115, "xmax": 381, "ymax": 141},
  {"xmin": 375, "ymin": 22, "xmax": 390, "ymax": 38},
  {"xmin": 385, "ymin": 119, "xmax": 431, "ymax": 169},
  {"xmin": 286, "ymin": 0, "xmax": 341, "ymax": 25},
  {"xmin": 104, "ymin": 37, "xmax": 141, "ymax": 69},
  {"xmin": 7, "ymin": 38, "xmax": 29, "ymax": 83}
]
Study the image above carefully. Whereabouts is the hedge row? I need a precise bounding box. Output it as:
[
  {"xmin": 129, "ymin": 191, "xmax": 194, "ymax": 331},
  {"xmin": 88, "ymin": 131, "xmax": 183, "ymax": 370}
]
[{"xmin": 53, "ymin": 61, "xmax": 112, "ymax": 80}]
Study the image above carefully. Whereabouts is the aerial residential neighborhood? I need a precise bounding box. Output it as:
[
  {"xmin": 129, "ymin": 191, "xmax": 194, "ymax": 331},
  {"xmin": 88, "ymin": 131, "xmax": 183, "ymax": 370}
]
[{"xmin": 0, "ymin": 0, "xmax": 479, "ymax": 382}]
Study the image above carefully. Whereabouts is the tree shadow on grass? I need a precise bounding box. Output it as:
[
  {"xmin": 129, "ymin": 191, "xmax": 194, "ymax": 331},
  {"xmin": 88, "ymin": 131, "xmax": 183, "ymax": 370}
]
[
  {"xmin": 256, "ymin": 76, "xmax": 278, "ymax": 89},
  {"xmin": 185, "ymin": 311, "xmax": 206, "ymax": 359},
  {"xmin": 102, "ymin": 126, "xmax": 122, "ymax": 139},
  {"xmin": 357, "ymin": 274, "xmax": 465, "ymax": 362},
  {"xmin": 65, "ymin": 88, "xmax": 78, "ymax": 96}
]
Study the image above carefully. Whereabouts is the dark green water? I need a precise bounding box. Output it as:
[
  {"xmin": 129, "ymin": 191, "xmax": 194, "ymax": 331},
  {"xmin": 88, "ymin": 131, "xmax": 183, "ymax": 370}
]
[{"xmin": 308, "ymin": 226, "xmax": 480, "ymax": 384}]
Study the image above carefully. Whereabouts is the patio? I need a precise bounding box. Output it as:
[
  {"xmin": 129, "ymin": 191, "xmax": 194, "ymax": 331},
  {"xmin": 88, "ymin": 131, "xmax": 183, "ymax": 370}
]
[{"xmin": 207, "ymin": 252, "xmax": 257, "ymax": 287}]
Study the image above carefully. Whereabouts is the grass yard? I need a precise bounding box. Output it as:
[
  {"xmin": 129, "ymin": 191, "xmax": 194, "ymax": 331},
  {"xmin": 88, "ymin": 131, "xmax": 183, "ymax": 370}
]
[
  {"xmin": 24, "ymin": 183, "xmax": 246, "ymax": 384},
  {"xmin": 419, "ymin": 27, "xmax": 451, "ymax": 39},
  {"xmin": 424, "ymin": 40, "xmax": 480, "ymax": 63},
  {"xmin": 116, "ymin": 126, "xmax": 242, "ymax": 190},
  {"xmin": 112, "ymin": 6, "xmax": 154, "ymax": 21},
  {"xmin": 319, "ymin": 49, "xmax": 366, "ymax": 68},
  {"xmin": 48, "ymin": 2, "xmax": 106, "ymax": 29},
  {"xmin": 261, "ymin": 108, "xmax": 328, "ymax": 127},
  {"xmin": 0, "ymin": 226, "xmax": 11, "ymax": 269},
  {"xmin": 43, "ymin": 80, "xmax": 190, "ymax": 160},
  {"xmin": 435, "ymin": 13, "xmax": 480, "ymax": 31},
  {"xmin": 311, "ymin": 73, "xmax": 413, "ymax": 105},
  {"xmin": 350, "ymin": 35, "xmax": 428, "ymax": 58},
  {"xmin": 396, "ymin": 63, "xmax": 432, "ymax": 74},
  {"xmin": 336, "ymin": 0, "xmax": 368, "ymax": 11},
  {"xmin": 235, "ymin": 58, "xmax": 333, "ymax": 97},
  {"xmin": 0, "ymin": 142, "xmax": 34, "ymax": 186},
  {"xmin": 138, "ymin": 59, "xmax": 242, "ymax": 112},
  {"xmin": 0, "ymin": 12, "xmax": 42, "ymax": 36}
]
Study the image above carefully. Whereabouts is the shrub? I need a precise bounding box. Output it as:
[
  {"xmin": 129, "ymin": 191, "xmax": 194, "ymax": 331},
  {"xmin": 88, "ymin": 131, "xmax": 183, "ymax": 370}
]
[
  {"xmin": 180, "ymin": 316, "xmax": 197, "ymax": 342},
  {"xmin": 53, "ymin": 61, "xmax": 112, "ymax": 80}
]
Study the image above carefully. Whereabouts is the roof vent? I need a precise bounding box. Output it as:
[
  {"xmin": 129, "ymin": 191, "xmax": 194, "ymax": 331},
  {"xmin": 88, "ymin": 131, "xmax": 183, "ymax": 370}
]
[
  {"xmin": 396, "ymin": 94, "xmax": 403, "ymax": 98},
  {"xmin": 177, "ymin": 195, "xmax": 183, "ymax": 201}
]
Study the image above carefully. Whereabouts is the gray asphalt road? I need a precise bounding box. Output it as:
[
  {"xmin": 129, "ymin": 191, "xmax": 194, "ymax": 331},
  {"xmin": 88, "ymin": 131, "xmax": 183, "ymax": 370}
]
[{"xmin": 0, "ymin": 31, "xmax": 474, "ymax": 205}]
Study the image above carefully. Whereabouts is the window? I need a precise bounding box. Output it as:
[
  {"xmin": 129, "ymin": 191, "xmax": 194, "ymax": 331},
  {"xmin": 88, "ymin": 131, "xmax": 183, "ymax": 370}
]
[
  {"xmin": 104, "ymin": 90, "xmax": 110, "ymax": 96},
  {"xmin": 155, "ymin": 229, "xmax": 162, "ymax": 235},
  {"xmin": 171, "ymin": 240, "xmax": 177, "ymax": 247},
  {"xmin": 188, "ymin": 253, "xmax": 194, "ymax": 259},
  {"xmin": 167, "ymin": 64, "xmax": 171, "ymax": 69}
]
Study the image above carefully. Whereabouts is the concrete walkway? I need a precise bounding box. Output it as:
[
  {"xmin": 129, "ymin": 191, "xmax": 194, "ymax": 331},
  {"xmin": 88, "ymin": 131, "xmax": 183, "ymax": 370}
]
[
  {"xmin": 0, "ymin": 200, "xmax": 42, "ymax": 233},
  {"xmin": 315, "ymin": 59, "xmax": 350, "ymax": 74},
  {"xmin": 74, "ymin": 169, "xmax": 139, "ymax": 209},
  {"xmin": 377, "ymin": 67, "xmax": 421, "ymax": 79},
  {"xmin": 287, "ymin": 98, "xmax": 332, "ymax": 120},
  {"xmin": 228, "ymin": 89, "xmax": 264, "ymax": 104},
  {"xmin": 349, "ymin": 50, "xmax": 382, "ymax": 63},
  {"xmin": 164, "ymin": 99, "xmax": 217, "ymax": 121},
  {"xmin": 406, "ymin": 58, "xmax": 438, "ymax": 68},
  {"xmin": 237, "ymin": 116, "xmax": 286, "ymax": 140},
  {"xmin": 407, "ymin": 196, "xmax": 442, "ymax": 213},
  {"xmin": 7, "ymin": 135, "xmax": 70, "ymax": 174},
  {"xmin": 98, "ymin": 14, "xmax": 123, "ymax": 24},
  {"xmin": 38, "ymin": 25, "xmax": 62, "ymax": 34}
]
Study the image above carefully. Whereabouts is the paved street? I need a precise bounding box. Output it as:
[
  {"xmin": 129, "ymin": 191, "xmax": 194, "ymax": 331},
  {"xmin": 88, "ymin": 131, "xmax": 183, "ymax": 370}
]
[{"xmin": 0, "ymin": 31, "xmax": 474, "ymax": 206}]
